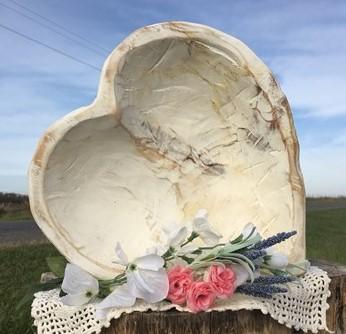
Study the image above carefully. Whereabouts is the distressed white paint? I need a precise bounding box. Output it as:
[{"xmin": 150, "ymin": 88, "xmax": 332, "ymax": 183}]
[{"xmin": 29, "ymin": 22, "xmax": 305, "ymax": 279}]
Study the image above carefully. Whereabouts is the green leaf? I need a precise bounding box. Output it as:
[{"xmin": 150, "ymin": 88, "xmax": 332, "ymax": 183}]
[
  {"xmin": 46, "ymin": 256, "xmax": 67, "ymax": 278},
  {"xmin": 222, "ymin": 234, "xmax": 262, "ymax": 254},
  {"xmin": 220, "ymin": 256, "xmax": 255, "ymax": 282},
  {"xmin": 243, "ymin": 226, "xmax": 256, "ymax": 242},
  {"xmin": 268, "ymin": 268, "xmax": 288, "ymax": 276},
  {"xmin": 220, "ymin": 252, "xmax": 255, "ymax": 271},
  {"xmin": 230, "ymin": 234, "xmax": 243, "ymax": 244},
  {"xmin": 180, "ymin": 255, "xmax": 194, "ymax": 264}
]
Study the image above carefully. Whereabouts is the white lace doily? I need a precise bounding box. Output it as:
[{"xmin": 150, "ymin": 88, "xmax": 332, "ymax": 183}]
[{"xmin": 31, "ymin": 266, "xmax": 331, "ymax": 334}]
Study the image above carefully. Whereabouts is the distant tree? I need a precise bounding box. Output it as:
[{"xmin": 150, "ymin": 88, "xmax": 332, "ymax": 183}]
[
  {"xmin": 0, "ymin": 207, "xmax": 5, "ymax": 217},
  {"xmin": 0, "ymin": 192, "xmax": 29, "ymax": 207}
]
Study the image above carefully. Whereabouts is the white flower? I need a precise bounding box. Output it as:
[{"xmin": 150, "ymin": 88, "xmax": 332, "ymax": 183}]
[
  {"xmin": 266, "ymin": 248, "xmax": 289, "ymax": 269},
  {"xmin": 114, "ymin": 242, "xmax": 169, "ymax": 304},
  {"xmin": 192, "ymin": 209, "xmax": 222, "ymax": 245},
  {"xmin": 96, "ymin": 243, "xmax": 169, "ymax": 319},
  {"xmin": 60, "ymin": 263, "xmax": 99, "ymax": 306},
  {"xmin": 230, "ymin": 264, "xmax": 250, "ymax": 287},
  {"xmin": 127, "ymin": 254, "xmax": 169, "ymax": 303},
  {"xmin": 145, "ymin": 245, "xmax": 168, "ymax": 256},
  {"xmin": 161, "ymin": 222, "xmax": 198, "ymax": 258},
  {"xmin": 115, "ymin": 242, "xmax": 129, "ymax": 265},
  {"xmin": 162, "ymin": 222, "xmax": 188, "ymax": 247},
  {"xmin": 95, "ymin": 284, "xmax": 135, "ymax": 319}
]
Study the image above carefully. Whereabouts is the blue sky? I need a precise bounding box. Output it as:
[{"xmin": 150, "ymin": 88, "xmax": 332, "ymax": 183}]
[{"xmin": 0, "ymin": 0, "xmax": 345, "ymax": 195}]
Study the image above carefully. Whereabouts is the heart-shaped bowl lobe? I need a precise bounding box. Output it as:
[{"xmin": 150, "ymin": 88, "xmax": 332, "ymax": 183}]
[{"xmin": 29, "ymin": 22, "xmax": 305, "ymax": 279}]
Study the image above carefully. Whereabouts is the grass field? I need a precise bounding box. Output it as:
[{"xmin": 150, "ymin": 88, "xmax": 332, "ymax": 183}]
[
  {"xmin": 1, "ymin": 196, "xmax": 343, "ymax": 222},
  {"xmin": 0, "ymin": 244, "xmax": 59, "ymax": 334},
  {"xmin": 306, "ymin": 208, "xmax": 346, "ymax": 263},
  {"xmin": 0, "ymin": 209, "xmax": 33, "ymax": 221},
  {"xmin": 0, "ymin": 207, "xmax": 345, "ymax": 333}
]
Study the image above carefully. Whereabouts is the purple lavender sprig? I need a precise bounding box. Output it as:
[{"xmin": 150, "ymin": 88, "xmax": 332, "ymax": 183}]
[
  {"xmin": 237, "ymin": 283, "xmax": 288, "ymax": 299},
  {"xmin": 253, "ymin": 275, "xmax": 295, "ymax": 285},
  {"xmin": 241, "ymin": 249, "xmax": 266, "ymax": 260},
  {"xmin": 252, "ymin": 231, "xmax": 297, "ymax": 250}
]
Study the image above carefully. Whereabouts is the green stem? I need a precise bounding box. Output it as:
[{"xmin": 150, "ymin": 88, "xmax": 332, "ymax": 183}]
[
  {"xmin": 99, "ymin": 272, "xmax": 127, "ymax": 287},
  {"xmin": 199, "ymin": 243, "xmax": 225, "ymax": 250},
  {"xmin": 162, "ymin": 247, "xmax": 174, "ymax": 259},
  {"xmin": 163, "ymin": 232, "xmax": 200, "ymax": 265},
  {"xmin": 180, "ymin": 231, "xmax": 199, "ymax": 247},
  {"xmin": 109, "ymin": 278, "xmax": 127, "ymax": 288}
]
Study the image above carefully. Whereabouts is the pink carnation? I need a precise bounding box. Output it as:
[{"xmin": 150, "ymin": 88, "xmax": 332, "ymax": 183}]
[
  {"xmin": 167, "ymin": 265, "xmax": 193, "ymax": 305},
  {"xmin": 186, "ymin": 281, "xmax": 216, "ymax": 312},
  {"xmin": 205, "ymin": 264, "xmax": 236, "ymax": 299}
]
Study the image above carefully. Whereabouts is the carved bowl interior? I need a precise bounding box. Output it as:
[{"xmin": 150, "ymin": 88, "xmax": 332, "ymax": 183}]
[{"xmin": 29, "ymin": 22, "xmax": 305, "ymax": 279}]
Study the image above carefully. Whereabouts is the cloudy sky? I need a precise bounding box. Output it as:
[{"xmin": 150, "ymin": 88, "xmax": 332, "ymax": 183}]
[{"xmin": 0, "ymin": 0, "xmax": 345, "ymax": 195}]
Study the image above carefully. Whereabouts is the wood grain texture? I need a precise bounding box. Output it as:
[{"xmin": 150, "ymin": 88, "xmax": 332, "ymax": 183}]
[
  {"xmin": 314, "ymin": 261, "xmax": 346, "ymax": 334},
  {"xmin": 101, "ymin": 261, "xmax": 345, "ymax": 334}
]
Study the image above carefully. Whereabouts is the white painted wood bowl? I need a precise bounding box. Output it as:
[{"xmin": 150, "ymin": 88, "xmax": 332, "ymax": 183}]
[{"xmin": 29, "ymin": 22, "xmax": 305, "ymax": 279}]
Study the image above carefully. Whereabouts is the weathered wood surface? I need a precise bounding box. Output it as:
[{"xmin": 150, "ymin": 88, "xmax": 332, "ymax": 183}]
[
  {"xmin": 317, "ymin": 261, "xmax": 346, "ymax": 334},
  {"xmin": 101, "ymin": 261, "xmax": 346, "ymax": 334}
]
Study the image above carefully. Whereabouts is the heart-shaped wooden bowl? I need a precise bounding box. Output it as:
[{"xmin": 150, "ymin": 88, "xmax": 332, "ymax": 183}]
[{"xmin": 29, "ymin": 22, "xmax": 305, "ymax": 279}]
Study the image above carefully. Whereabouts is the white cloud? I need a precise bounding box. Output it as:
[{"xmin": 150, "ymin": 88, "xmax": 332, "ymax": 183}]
[{"xmin": 0, "ymin": 0, "xmax": 345, "ymax": 195}]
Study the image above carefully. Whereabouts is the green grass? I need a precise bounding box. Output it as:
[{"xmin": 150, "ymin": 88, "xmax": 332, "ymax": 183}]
[
  {"xmin": 0, "ymin": 209, "xmax": 33, "ymax": 222},
  {"xmin": 0, "ymin": 208, "xmax": 345, "ymax": 333},
  {"xmin": 0, "ymin": 244, "xmax": 59, "ymax": 334},
  {"xmin": 306, "ymin": 196, "xmax": 346, "ymax": 211},
  {"xmin": 306, "ymin": 208, "xmax": 346, "ymax": 264},
  {"xmin": 0, "ymin": 196, "xmax": 344, "ymax": 222}
]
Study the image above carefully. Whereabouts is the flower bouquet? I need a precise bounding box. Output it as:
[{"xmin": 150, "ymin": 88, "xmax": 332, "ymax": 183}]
[{"xmin": 47, "ymin": 209, "xmax": 303, "ymax": 319}]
